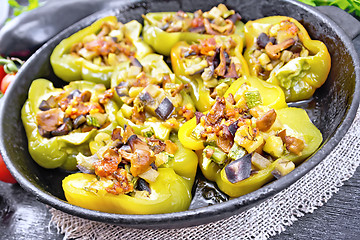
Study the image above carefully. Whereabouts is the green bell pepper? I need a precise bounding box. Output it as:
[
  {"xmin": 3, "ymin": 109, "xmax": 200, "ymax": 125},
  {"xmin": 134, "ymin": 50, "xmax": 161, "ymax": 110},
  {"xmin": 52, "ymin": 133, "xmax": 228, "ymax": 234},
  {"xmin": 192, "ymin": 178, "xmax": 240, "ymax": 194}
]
[
  {"xmin": 112, "ymin": 53, "xmax": 195, "ymax": 140},
  {"xmin": 50, "ymin": 16, "xmax": 153, "ymax": 87},
  {"xmin": 21, "ymin": 79, "xmax": 118, "ymax": 170},
  {"xmin": 62, "ymin": 128, "xmax": 198, "ymax": 214},
  {"xmin": 143, "ymin": 4, "xmax": 245, "ymax": 56},
  {"xmin": 171, "ymin": 35, "xmax": 250, "ymax": 112},
  {"xmin": 244, "ymin": 16, "xmax": 331, "ymax": 102}
]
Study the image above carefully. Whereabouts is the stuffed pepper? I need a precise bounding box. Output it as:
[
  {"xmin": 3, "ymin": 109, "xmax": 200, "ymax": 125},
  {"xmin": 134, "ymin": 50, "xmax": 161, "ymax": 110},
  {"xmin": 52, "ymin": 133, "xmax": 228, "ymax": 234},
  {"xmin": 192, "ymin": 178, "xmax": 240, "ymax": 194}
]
[
  {"xmin": 244, "ymin": 16, "xmax": 331, "ymax": 102},
  {"xmin": 143, "ymin": 4, "xmax": 244, "ymax": 55},
  {"xmin": 21, "ymin": 79, "xmax": 118, "ymax": 170},
  {"xmin": 63, "ymin": 125, "xmax": 198, "ymax": 214},
  {"xmin": 50, "ymin": 16, "xmax": 153, "ymax": 87},
  {"xmin": 111, "ymin": 53, "xmax": 196, "ymax": 140},
  {"xmin": 171, "ymin": 36, "xmax": 249, "ymax": 112},
  {"xmin": 178, "ymin": 90, "xmax": 322, "ymax": 197}
]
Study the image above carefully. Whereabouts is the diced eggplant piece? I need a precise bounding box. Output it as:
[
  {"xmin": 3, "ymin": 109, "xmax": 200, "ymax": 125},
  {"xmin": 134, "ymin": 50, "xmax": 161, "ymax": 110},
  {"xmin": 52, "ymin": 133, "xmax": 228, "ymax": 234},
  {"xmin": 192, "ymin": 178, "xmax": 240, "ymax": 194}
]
[
  {"xmin": 272, "ymin": 159, "xmax": 295, "ymax": 179},
  {"xmin": 117, "ymin": 81, "xmax": 128, "ymax": 87},
  {"xmin": 46, "ymin": 95, "xmax": 57, "ymax": 108},
  {"xmin": 224, "ymin": 51, "xmax": 231, "ymax": 64},
  {"xmin": 136, "ymin": 178, "xmax": 151, "ymax": 193},
  {"xmin": 130, "ymin": 57, "xmax": 143, "ymax": 69},
  {"xmin": 155, "ymin": 97, "xmax": 174, "ymax": 121},
  {"xmin": 225, "ymin": 154, "xmax": 252, "ymax": 183},
  {"xmin": 38, "ymin": 126, "xmax": 52, "ymax": 138},
  {"xmin": 251, "ymin": 152, "xmax": 271, "ymax": 170},
  {"xmin": 67, "ymin": 89, "xmax": 81, "ymax": 99},
  {"xmin": 38, "ymin": 100, "xmax": 51, "ymax": 111},
  {"xmin": 150, "ymin": 162, "xmax": 158, "ymax": 170},
  {"xmin": 228, "ymin": 120, "xmax": 239, "ymax": 136},
  {"xmin": 290, "ymin": 41, "xmax": 303, "ymax": 53},
  {"xmin": 256, "ymin": 33, "xmax": 270, "ymax": 48},
  {"xmin": 115, "ymin": 85, "xmax": 129, "ymax": 97},
  {"xmin": 271, "ymin": 170, "xmax": 282, "ymax": 179},
  {"xmin": 269, "ymin": 37, "xmax": 276, "ymax": 45},
  {"xmin": 160, "ymin": 22, "xmax": 169, "ymax": 31},
  {"xmin": 73, "ymin": 115, "xmax": 86, "ymax": 129},
  {"xmin": 139, "ymin": 91, "xmax": 154, "ymax": 104},
  {"xmin": 51, "ymin": 118, "xmax": 73, "ymax": 136},
  {"xmin": 226, "ymin": 13, "xmax": 241, "ymax": 24}
]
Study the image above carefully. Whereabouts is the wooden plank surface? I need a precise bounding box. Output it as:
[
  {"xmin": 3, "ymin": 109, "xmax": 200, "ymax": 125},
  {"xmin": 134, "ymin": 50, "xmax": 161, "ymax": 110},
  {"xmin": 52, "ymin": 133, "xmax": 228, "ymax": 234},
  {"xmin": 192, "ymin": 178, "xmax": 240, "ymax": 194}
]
[{"xmin": 0, "ymin": 167, "xmax": 359, "ymax": 239}]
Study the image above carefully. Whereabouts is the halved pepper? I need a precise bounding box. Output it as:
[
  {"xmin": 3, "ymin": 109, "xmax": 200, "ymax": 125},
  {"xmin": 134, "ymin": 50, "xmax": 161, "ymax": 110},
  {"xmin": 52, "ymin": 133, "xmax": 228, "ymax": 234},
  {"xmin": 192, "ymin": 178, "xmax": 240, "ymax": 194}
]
[
  {"xmin": 225, "ymin": 75, "xmax": 288, "ymax": 110},
  {"xmin": 50, "ymin": 16, "xmax": 153, "ymax": 87},
  {"xmin": 244, "ymin": 16, "xmax": 331, "ymax": 102},
  {"xmin": 62, "ymin": 128, "xmax": 198, "ymax": 214},
  {"xmin": 178, "ymin": 75, "xmax": 287, "ymax": 151},
  {"xmin": 21, "ymin": 79, "xmax": 118, "ymax": 170},
  {"xmin": 112, "ymin": 53, "xmax": 195, "ymax": 140},
  {"xmin": 215, "ymin": 107, "xmax": 322, "ymax": 197},
  {"xmin": 179, "ymin": 93, "xmax": 322, "ymax": 198},
  {"xmin": 142, "ymin": 4, "xmax": 245, "ymax": 56},
  {"xmin": 171, "ymin": 35, "xmax": 249, "ymax": 112}
]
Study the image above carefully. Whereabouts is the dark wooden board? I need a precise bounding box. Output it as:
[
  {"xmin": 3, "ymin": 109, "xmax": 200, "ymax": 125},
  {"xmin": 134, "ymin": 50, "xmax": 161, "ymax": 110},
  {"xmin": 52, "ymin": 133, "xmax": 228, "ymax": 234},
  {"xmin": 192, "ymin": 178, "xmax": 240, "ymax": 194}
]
[{"xmin": 0, "ymin": 168, "xmax": 359, "ymax": 240}]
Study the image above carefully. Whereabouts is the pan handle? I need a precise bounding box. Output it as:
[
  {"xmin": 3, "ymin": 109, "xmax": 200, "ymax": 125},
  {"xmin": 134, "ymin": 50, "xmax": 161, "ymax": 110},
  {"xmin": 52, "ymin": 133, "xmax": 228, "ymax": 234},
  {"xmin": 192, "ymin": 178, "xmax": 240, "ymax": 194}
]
[{"xmin": 316, "ymin": 6, "xmax": 360, "ymax": 40}]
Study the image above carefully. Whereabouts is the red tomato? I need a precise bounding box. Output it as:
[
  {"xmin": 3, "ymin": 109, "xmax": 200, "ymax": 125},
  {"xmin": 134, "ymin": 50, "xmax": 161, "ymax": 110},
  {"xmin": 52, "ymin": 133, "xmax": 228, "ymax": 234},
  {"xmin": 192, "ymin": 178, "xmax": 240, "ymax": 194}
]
[
  {"xmin": 0, "ymin": 73, "xmax": 16, "ymax": 93},
  {"xmin": 0, "ymin": 154, "xmax": 17, "ymax": 184},
  {"xmin": 0, "ymin": 66, "xmax": 6, "ymax": 81}
]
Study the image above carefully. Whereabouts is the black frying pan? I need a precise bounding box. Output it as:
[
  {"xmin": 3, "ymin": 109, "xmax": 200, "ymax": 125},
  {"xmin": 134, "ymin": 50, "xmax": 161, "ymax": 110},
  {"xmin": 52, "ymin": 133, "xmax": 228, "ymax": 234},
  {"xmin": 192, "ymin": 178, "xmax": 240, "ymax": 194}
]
[{"xmin": 0, "ymin": 0, "xmax": 359, "ymax": 229}]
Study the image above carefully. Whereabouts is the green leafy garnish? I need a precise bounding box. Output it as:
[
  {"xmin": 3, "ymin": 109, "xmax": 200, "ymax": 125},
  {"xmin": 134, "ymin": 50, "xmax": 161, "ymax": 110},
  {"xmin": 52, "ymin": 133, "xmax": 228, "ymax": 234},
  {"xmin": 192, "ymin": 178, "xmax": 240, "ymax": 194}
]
[
  {"xmin": 8, "ymin": 0, "xmax": 40, "ymax": 17},
  {"xmin": 297, "ymin": 0, "xmax": 360, "ymax": 18}
]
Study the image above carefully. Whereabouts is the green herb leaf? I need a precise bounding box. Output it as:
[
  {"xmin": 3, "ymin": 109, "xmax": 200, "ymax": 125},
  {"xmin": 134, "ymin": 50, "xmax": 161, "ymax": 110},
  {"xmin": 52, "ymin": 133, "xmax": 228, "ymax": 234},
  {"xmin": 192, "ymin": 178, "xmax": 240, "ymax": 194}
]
[
  {"xmin": 7, "ymin": 0, "xmax": 40, "ymax": 18},
  {"xmin": 297, "ymin": 0, "xmax": 360, "ymax": 18}
]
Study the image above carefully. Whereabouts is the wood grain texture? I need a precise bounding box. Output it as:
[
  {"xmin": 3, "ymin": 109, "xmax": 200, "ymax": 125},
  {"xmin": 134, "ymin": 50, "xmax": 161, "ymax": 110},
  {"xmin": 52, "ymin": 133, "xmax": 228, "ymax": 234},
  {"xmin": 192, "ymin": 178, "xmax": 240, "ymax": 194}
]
[{"xmin": 0, "ymin": 167, "xmax": 358, "ymax": 240}]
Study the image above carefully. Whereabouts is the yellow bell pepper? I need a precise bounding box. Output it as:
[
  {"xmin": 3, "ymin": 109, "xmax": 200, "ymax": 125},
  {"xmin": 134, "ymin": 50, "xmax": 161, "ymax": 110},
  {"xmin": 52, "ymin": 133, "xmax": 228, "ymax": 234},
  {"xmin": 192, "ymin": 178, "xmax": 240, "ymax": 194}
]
[{"xmin": 62, "ymin": 130, "xmax": 198, "ymax": 214}]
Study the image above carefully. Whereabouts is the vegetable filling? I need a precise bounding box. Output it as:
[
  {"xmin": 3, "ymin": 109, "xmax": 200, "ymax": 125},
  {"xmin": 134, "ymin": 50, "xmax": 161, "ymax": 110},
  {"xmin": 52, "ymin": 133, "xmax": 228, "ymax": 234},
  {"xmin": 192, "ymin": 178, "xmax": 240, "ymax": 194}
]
[
  {"xmin": 153, "ymin": 4, "xmax": 241, "ymax": 35},
  {"xmin": 70, "ymin": 21, "xmax": 136, "ymax": 67},
  {"xmin": 181, "ymin": 37, "xmax": 244, "ymax": 98},
  {"xmin": 251, "ymin": 20, "xmax": 312, "ymax": 80},
  {"xmin": 193, "ymin": 92, "xmax": 305, "ymax": 183},
  {"xmin": 36, "ymin": 86, "xmax": 113, "ymax": 138},
  {"xmin": 77, "ymin": 126, "xmax": 178, "ymax": 196}
]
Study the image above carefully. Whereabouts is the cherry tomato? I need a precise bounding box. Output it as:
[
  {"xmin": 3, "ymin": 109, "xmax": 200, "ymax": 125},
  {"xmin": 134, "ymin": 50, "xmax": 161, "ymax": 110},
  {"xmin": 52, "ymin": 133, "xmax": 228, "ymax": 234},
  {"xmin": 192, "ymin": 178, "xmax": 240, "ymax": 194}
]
[
  {"xmin": 0, "ymin": 66, "xmax": 6, "ymax": 81},
  {"xmin": 0, "ymin": 154, "xmax": 17, "ymax": 184},
  {"xmin": 0, "ymin": 73, "xmax": 16, "ymax": 93}
]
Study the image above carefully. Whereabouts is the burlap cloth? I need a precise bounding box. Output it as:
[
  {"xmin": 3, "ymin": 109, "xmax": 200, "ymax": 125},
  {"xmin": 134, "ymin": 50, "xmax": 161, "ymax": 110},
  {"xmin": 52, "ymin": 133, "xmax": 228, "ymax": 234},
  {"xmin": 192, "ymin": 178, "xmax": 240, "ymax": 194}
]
[{"xmin": 49, "ymin": 108, "xmax": 360, "ymax": 240}]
